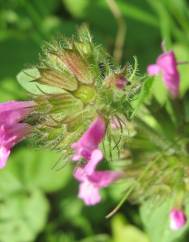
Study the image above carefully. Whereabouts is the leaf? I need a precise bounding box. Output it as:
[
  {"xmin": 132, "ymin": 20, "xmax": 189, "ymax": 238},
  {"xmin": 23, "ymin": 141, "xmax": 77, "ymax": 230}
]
[
  {"xmin": 118, "ymin": 1, "xmax": 158, "ymax": 27},
  {"xmin": 5, "ymin": 148, "xmax": 71, "ymax": 192},
  {"xmin": 17, "ymin": 68, "xmax": 65, "ymax": 95},
  {"xmin": 173, "ymin": 45, "xmax": 189, "ymax": 96},
  {"xmin": 0, "ymin": 78, "xmax": 26, "ymax": 102},
  {"xmin": 151, "ymin": 75, "xmax": 168, "ymax": 105},
  {"xmin": 63, "ymin": 0, "xmax": 89, "ymax": 18},
  {"xmin": 112, "ymin": 214, "xmax": 150, "ymax": 242},
  {"xmin": 80, "ymin": 234, "xmax": 111, "ymax": 242},
  {"xmin": 0, "ymin": 189, "xmax": 49, "ymax": 242},
  {"xmin": 140, "ymin": 199, "xmax": 189, "ymax": 242}
]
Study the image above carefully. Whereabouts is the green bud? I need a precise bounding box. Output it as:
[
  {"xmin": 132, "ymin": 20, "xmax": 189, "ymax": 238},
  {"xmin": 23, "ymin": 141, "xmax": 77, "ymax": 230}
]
[{"xmin": 74, "ymin": 85, "xmax": 96, "ymax": 104}]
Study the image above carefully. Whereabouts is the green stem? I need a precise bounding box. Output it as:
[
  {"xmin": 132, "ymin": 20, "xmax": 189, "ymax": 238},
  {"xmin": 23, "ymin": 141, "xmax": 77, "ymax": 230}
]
[{"xmin": 106, "ymin": 0, "xmax": 126, "ymax": 63}]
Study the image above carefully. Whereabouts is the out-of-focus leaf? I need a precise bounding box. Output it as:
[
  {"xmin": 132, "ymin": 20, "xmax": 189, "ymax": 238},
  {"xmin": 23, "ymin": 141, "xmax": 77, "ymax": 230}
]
[
  {"xmin": 140, "ymin": 198, "xmax": 189, "ymax": 242},
  {"xmin": 6, "ymin": 148, "xmax": 71, "ymax": 192},
  {"xmin": 63, "ymin": 0, "xmax": 89, "ymax": 18},
  {"xmin": 0, "ymin": 38, "xmax": 39, "ymax": 79},
  {"xmin": 145, "ymin": 0, "xmax": 172, "ymax": 46},
  {"xmin": 118, "ymin": 0, "xmax": 158, "ymax": 27},
  {"xmin": 80, "ymin": 234, "xmax": 111, "ymax": 242},
  {"xmin": 173, "ymin": 45, "xmax": 189, "ymax": 96},
  {"xmin": 0, "ymin": 78, "xmax": 26, "ymax": 101},
  {"xmin": 60, "ymin": 197, "xmax": 93, "ymax": 235},
  {"xmin": 151, "ymin": 75, "xmax": 168, "ymax": 104},
  {"xmin": 0, "ymin": 189, "xmax": 49, "ymax": 242},
  {"xmin": 112, "ymin": 214, "xmax": 149, "ymax": 242}
]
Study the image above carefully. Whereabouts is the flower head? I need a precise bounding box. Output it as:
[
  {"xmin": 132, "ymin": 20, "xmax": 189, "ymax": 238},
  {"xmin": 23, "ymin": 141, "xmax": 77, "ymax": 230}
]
[
  {"xmin": 147, "ymin": 51, "xmax": 180, "ymax": 97},
  {"xmin": 74, "ymin": 167, "xmax": 122, "ymax": 205},
  {"xmin": 0, "ymin": 101, "xmax": 35, "ymax": 168},
  {"xmin": 71, "ymin": 116, "xmax": 106, "ymax": 163},
  {"xmin": 169, "ymin": 208, "xmax": 187, "ymax": 230}
]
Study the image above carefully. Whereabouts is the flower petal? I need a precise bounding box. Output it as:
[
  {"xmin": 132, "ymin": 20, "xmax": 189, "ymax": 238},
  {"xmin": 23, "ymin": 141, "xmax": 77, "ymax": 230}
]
[
  {"xmin": 71, "ymin": 116, "xmax": 106, "ymax": 161},
  {"xmin": 0, "ymin": 146, "xmax": 10, "ymax": 169},
  {"xmin": 74, "ymin": 167, "xmax": 86, "ymax": 182},
  {"xmin": 78, "ymin": 180, "xmax": 101, "ymax": 205},
  {"xmin": 0, "ymin": 101, "xmax": 35, "ymax": 126},
  {"xmin": 83, "ymin": 149, "xmax": 103, "ymax": 175},
  {"xmin": 90, "ymin": 170, "xmax": 122, "ymax": 187},
  {"xmin": 157, "ymin": 51, "xmax": 180, "ymax": 97},
  {"xmin": 147, "ymin": 64, "xmax": 160, "ymax": 76}
]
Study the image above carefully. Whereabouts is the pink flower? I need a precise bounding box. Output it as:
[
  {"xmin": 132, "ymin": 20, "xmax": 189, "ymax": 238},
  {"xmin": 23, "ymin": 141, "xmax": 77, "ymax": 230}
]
[
  {"xmin": 169, "ymin": 208, "xmax": 187, "ymax": 230},
  {"xmin": 71, "ymin": 116, "xmax": 106, "ymax": 173},
  {"xmin": 0, "ymin": 101, "xmax": 34, "ymax": 125},
  {"xmin": 115, "ymin": 76, "xmax": 128, "ymax": 90},
  {"xmin": 0, "ymin": 101, "xmax": 35, "ymax": 168},
  {"xmin": 147, "ymin": 51, "xmax": 180, "ymax": 97},
  {"xmin": 74, "ymin": 167, "xmax": 122, "ymax": 205},
  {"xmin": 106, "ymin": 74, "xmax": 128, "ymax": 90}
]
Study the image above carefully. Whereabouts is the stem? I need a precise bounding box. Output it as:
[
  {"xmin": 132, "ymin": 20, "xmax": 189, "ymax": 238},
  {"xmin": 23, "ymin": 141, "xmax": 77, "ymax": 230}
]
[
  {"xmin": 106, "ymin": 138, "xmax": 181, "ymax": 218},
  {"xmin": 106, "ymin": 159, "xmax": 155, "ymax": 219},
  {"xmin": 177, "ymin": 61, "xmax": 189, "ymax": 65},
  {"xmin": 106, "ymin": 0, "xmax": 126, "ymax": 63}
]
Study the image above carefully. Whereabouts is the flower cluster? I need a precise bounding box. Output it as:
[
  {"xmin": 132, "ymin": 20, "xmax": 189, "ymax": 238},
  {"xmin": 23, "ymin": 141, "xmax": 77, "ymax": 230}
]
[{"xmin": 0, "ymin": 28, "xmax": 188, "ymax": 231}]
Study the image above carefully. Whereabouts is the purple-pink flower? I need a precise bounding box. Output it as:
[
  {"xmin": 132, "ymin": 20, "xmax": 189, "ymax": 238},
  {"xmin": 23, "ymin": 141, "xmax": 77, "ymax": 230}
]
[
  {"xmin": 74, "ymin": 166, "xmax": 122, "ymax": 205},
  {"xmin": 147, "ymin": 51, "xmax": 180, "ymax": 97},
  {"xmin": 0, "ymin": 101, "xmax": 35, "ymax": 168},
  {"xmin": 115, "ymin": 76, "xmax": 128, "ymax": 90},
  {"xmin": 71, "ymin": 116, "xmax": 106, "ymax": 173},
  {"xmin": 169, "ymin": 208, "xmax": 187, "ymax": 230}
]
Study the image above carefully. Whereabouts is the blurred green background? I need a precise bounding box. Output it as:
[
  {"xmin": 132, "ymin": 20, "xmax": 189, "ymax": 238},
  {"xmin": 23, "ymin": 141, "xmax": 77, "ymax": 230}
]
[{"xmin": 1, "ymin": 0, "xmax": 189, "ymax": 241}]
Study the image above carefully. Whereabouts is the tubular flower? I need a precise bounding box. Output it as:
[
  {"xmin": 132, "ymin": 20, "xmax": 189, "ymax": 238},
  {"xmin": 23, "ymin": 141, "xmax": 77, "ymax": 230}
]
[
  {"xmin": 74, "ymin": 167, "xmax": 122, "ymax": 205},
  {"xmin": 0, "ymin": 101, "xmax": 35, "ymax": 168},
  {"xmin": 147, "ymin": 51, "xmax": 180, "ymax": 97},
  {"xmin": 169, "ymin": 208, "xmax": 187, "ymax": 230},
  {"xmin": 71, "ymin": 116, "xmax": 106, "ymax": 171}
]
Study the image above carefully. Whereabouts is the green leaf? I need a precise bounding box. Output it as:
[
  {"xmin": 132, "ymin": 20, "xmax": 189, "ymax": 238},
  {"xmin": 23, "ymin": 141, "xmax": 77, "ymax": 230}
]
[
  {"xmin": 5, "ymin": 148, "xmax": 71, "ymax": 193},
  {"xmin": 118, "ymin": 1, "xmax": 158, "ymax": 27},
  {"xmin": 140, "ymin": 199, "xmax": 189, "ymax": 242},
  {"xmin": 17, "ymin": 68, "xmax": 64, "ymax": 95},
  {"xmin": 112, "ymin": 214, "xmax": 150, "ymax": 242},
  {"xmin": 0, "ymin": 189, "xmax": 49, "ymax": 242},
  {"xmin": 80, "ymin": 234, "xmax": 111, "ymax": 242},
  {"xmin": 173, "ymin": 45, "xmax": 189, "ymax": 96},
  {"xmin": 63, "ymin": 0, "xmax": 89, "ymax": 18},
  {"xmin": 151, "ymin": 75, "xmax": 168, "ymax": 105},
  {"xmin": 0, "ymin": 78, "xmax": 26, "ymax": 102}
]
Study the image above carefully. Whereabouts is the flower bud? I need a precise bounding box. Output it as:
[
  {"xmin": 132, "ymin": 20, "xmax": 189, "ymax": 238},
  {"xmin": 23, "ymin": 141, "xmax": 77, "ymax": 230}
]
[
  {"xmin": 169, "ymin": 208, "xmax": 187, "ymax": 230},
  {"xmin": 105, "ymin": 73, "xmax": 128, "ymax": 90}
]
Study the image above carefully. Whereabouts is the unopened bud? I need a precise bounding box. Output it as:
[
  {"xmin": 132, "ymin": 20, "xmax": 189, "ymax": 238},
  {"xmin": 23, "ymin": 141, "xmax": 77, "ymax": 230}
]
[
  {"xmin": 169, "ymin": 208, "xmax": 187, "ymax": 230},
  {"xmin": 105, "ymin": 73, "xmax": 128, "ymax": 90}
]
